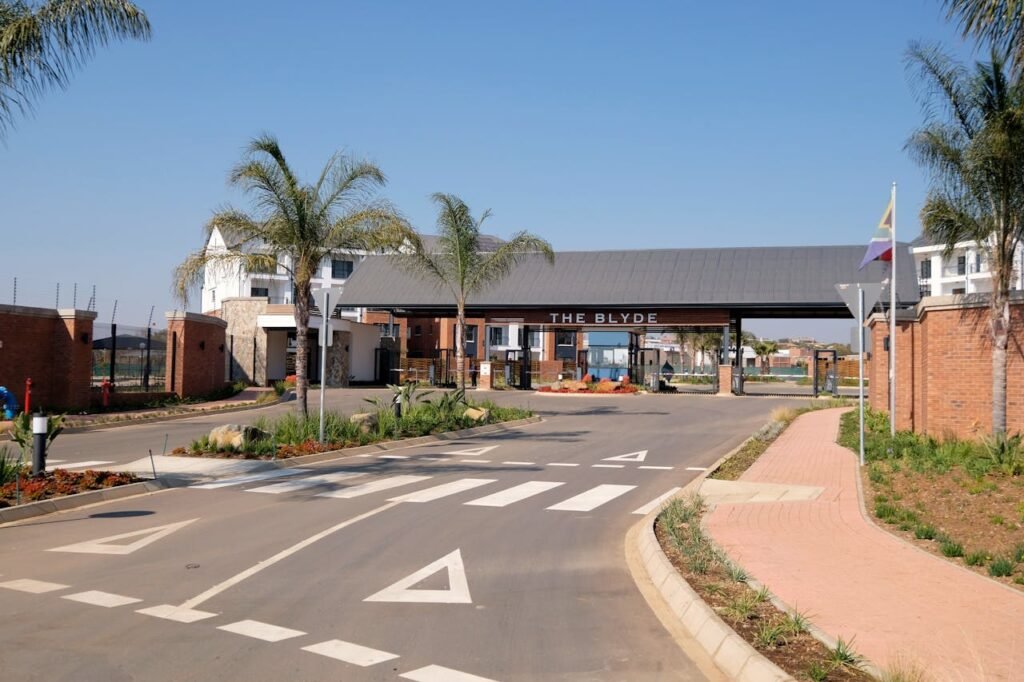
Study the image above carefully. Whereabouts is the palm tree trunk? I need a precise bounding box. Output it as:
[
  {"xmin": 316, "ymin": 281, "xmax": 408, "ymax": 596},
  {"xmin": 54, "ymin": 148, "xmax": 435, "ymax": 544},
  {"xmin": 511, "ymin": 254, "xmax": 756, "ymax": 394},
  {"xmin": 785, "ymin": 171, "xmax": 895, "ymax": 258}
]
[
  {"xmin": 991, "ymin": 293, "xmax": 1009, "ymax": 434},
  {"xmin": 455, "ymin": 303, "xmax": 466, "ymax": 392},
  {"xmin": 294, "ymin": 282, "xmax": 311, "ymax": 417}
]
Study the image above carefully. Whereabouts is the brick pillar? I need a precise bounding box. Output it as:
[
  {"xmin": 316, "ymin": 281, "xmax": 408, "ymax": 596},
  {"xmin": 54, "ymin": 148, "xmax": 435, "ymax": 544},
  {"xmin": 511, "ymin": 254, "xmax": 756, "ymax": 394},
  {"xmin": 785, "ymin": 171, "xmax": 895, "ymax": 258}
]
[
  {"xmin": 52, "ymin": 310, "xmax": 97, "ymax": 409},
  {"xmin": 478, "ymin": 361, "xmax": 493, "ymax": 390},
  {"xmin": 717, "ymin": 364, "xmax": 732, "ymax": 396},
  {"xmin": 165, "ymin": 312, "xmax": 228, "ymax": 398}
]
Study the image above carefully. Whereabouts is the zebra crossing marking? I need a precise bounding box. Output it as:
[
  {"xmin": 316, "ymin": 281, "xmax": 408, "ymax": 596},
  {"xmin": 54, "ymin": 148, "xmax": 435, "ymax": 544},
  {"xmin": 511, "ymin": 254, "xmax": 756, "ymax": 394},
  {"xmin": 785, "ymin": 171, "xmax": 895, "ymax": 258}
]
[
  {"xmin": 302, "ymin": 639, "xmax": 399, "ymax": 666},
  {"xmin": 389, "ymin": 479, "xmax": 496, "ymax": 503},
  {"xmin": 547, "ymin": 484, "xmax": 636, "ymax": 512},
  {"xmin": 192, "ymin": 469, "xmax": 304, "ymax": 490},
  {"xmin": 317, "ymin": 475, "xmax": 431, "ymax": 499},
  {"xmin": 464, "ymin": 481, "xmax": 565, "ymax": 507},
  {"xmin": 246, "ymin": 472, "xmax": 365, "ymax": 494}
]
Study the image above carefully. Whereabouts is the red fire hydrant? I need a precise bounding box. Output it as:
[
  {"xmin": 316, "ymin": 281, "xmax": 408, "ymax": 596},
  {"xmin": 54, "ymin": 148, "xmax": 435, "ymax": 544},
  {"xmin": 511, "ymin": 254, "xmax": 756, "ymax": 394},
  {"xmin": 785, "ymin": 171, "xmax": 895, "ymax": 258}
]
[
  {"xmin": 24, "ymin": 378, "xmax": 32, "ymax": 415},
  {"xmin": 101, "ymin": 378, "xmax": 111, "ymax": 408}
]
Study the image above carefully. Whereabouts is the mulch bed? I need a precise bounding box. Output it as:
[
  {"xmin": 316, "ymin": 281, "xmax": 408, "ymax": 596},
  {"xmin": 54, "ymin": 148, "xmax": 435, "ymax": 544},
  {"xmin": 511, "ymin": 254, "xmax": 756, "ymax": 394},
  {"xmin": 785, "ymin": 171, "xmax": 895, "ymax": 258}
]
[
  {"xmin": 655, "ymin": 519, "xmax": 872, "ymax": 681},
  {"xmin": 862, "ymin": 463, "xmax": 1024, "ymax": 592},
  {"xmin": 0, "ymin": 469, "xmax": 140, "ymax": 508}
]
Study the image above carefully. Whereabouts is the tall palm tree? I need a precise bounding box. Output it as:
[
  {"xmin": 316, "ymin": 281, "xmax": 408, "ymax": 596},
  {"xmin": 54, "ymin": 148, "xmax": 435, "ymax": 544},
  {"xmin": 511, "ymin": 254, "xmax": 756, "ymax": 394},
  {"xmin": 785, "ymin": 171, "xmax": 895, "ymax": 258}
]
[
  {"xmin": 692, "ymin": 332, "xmax": 721, "ymax": 374},
  {"xmin": 752, "ymin": 340, "xmax": 779, "ymax": 375},
  {"xmin": 944, "ymin": 1, "xmax": 1024, "ymax": 73},
  {"xmin": 0, "ymin": 0, "xmax": 150, "ymax": 135},
  {"xmin": 906, "ymin": 44, "xmax": 1024, "ymax": 434},
  {"xmin": 402, "ymin": 194, "xmax": 554, "ymax": 391},
  {"xmin": 175, "ymin": 134, "xmax": 413, "ymax": 415}
]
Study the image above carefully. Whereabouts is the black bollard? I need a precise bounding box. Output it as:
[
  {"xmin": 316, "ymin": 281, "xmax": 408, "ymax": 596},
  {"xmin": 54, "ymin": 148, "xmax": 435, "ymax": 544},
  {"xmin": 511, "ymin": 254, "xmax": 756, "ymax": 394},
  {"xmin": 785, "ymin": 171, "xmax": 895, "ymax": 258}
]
[{"xmin": 31, "ymin": 413, "xmax": 47, "ymax": 476}]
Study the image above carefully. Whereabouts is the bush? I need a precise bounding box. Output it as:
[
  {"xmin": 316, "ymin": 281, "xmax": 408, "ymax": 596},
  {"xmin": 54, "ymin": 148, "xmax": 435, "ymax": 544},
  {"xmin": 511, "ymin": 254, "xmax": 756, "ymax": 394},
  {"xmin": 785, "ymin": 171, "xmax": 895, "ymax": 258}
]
[
  {"xmin": 940, "ymin": 539, "xmax": 964, "ymax": 557},
  {"xmin": 913, "ymin": 524, "xmax": 937, "ymax": 540},
  {"xmin": 988, "ymin": 556, "xmax": 1015, "ymax": 577},
  {"xmin": 964, "ymin": 550, "xmax": 989, "ymax": 567}
]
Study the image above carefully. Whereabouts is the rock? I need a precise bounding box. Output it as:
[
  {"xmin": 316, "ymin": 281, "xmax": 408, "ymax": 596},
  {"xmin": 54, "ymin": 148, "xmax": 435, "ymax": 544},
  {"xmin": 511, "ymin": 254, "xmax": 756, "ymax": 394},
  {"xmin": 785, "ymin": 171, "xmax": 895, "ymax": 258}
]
[
  {"xmin": 463, "ymin": 407, "xmax": 490, "ymax": 422},
  {"xmin": 350, "ymin": 412, "xmax": 378, "ymax": 434},
  {"xmin": 209, "ymin": 424, "xmax": 270, "ymax": 449},
  {"xmin": 562, "ymin": 380, "xmax": 588, "ymax": 392}
]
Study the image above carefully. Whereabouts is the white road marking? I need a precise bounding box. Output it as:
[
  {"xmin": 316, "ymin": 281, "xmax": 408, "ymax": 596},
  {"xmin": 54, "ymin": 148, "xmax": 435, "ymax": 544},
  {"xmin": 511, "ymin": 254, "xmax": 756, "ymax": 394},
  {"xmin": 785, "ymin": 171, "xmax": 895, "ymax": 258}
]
[
  {"xmin": 54, "ymin": 460, "xmax": 113, "ymax": 470},
  {"xmin": 49, "ymin": 518, "xmax": 199, "ymax": 555},
  {"xmin": 547, "ymin": 463, "xmax": 579, "ymax": 467},
  {"xmin": 63, "ymin": 590, "xmax": 142, "ymax": 608},
  {"xmin": 592, "ymin": 464, "xmax": 625, "ymax": 469},
  {"xmin": 316, "ymin": 475, "xmax": 431, "ymax": 499},
  {"xmin": 459, "ymin": 459, "xmax": 490, "ymax": 463},
  {"xmin": 246, "ymin": 472, "xmax": 364, "ymax": 494},
  {"xmin": 357, "ymin": 454, "xmax": 374, "ymax": 458},
  {"xmin": 502, "ymin": 461, "xmax": 534, "ymax": 466},
  {"xmin": 365, "ymin": 548, "xmax": 471, "ymax": 604},
  {"xmin": 379, "ymin": 455, "xmax": 408, "ymax": 460},
  {"xmin": 390, "ymin": 479, "xmax": 496, "ymax": 503},
  {"xmin": 218, "ymin": 619, "xmax": 306, "ymax": 642},
  {"xmin": 401, "ymin": 664, "xmax": 498, "ymax": 681},
  {"xmin": 547, "ymin": 484, "xmax": 636, "ymax": 512},
  {"xmin": 137, "ymin": 604, "xmax": 217, "ymax": 623},
  {"xmin": 420, "ymin": 456, "xmax": 450, "ymax": 462},
  {"xmin": 464, "ymin": 481, "xmax": 565, "ymax": 507},
  {"xmin": 177, "ymin": 502, "xmax": 400, "ymax": 610},
  {"xmin": 686, "ymin": 466, "xmax": 708, "ymax": 471},
  {"xmin": 47, "ymin": 459, "xmax": 66, "ymax": 464},
  {"xmin": 639, "ymin": 465, "xmax": 674, "ymax": 470},
  {"xmin": 302, "ymin": 639, "xmax": 399, "ymax": 666},
  {"xmin": 603, "ymin": 450, "xmax": 648, "ymax": 463},
  {"xmin": 192, "ymin": 469, "xmax": 304, "ymax": 489},
  {"xmin": 632, "ymin": 487, "xmax": 683, "ymax": 515},
  {"xmin": 443, "ymin": 445, "xmax": 499, "ymax": 457},
  {"xmin": 0, "ymin": 579, "xmax": 68, "ymax": 594}
]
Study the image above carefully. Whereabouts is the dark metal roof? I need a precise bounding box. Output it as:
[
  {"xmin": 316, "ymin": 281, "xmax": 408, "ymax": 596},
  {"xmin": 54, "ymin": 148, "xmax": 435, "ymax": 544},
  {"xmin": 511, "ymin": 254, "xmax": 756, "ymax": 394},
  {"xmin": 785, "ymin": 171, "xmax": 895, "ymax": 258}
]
[
  {"xmin": 416, "ymin": 233, "xmax": 505, "ymax": 253},
  {"xmin": 339, "ymin": 244, "xmax": 919, "ymax": 317}
]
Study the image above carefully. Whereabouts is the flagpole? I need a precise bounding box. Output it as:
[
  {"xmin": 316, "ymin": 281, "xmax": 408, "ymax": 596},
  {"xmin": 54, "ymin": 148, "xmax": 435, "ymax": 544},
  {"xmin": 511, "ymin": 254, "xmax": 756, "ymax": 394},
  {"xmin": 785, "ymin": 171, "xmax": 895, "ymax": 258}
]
[{"xmin": 889, "ymin": 181, "xmax": 897, "ymax": 437}]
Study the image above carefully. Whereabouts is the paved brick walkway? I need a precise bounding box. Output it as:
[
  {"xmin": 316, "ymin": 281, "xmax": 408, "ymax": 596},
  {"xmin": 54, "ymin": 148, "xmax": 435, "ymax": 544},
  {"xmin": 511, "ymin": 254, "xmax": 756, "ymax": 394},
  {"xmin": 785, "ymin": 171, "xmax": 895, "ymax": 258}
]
[{"xmin": 704, "ymin": 408, "xmax": 1024, "ymax": 681}]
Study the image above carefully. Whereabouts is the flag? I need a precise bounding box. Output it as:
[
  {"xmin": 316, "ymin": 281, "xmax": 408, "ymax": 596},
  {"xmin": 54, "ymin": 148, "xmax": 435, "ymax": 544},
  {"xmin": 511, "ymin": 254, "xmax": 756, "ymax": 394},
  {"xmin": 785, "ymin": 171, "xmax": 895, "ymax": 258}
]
[{"xmin": 858, "ymin": 198, "xmax": 894, "ymax": 269}]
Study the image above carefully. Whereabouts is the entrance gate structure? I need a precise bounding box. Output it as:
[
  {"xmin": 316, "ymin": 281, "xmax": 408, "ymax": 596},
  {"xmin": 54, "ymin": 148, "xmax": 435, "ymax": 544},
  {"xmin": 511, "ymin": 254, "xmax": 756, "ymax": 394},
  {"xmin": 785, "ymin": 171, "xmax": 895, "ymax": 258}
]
[{"xmin": 339, "ymin": 245, "xmax": 919, "ymax": 394}]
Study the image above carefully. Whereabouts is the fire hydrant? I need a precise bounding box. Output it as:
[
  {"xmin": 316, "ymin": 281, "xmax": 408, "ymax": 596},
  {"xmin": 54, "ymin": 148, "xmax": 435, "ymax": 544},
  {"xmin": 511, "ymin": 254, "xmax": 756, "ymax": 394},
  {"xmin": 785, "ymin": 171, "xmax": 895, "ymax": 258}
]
[
  {"xmin": 24, "ymin": 378, "xmax": 32, "ymax": 415},
  {"xmin": 101, "ymin": 378, "xmax": 111, "ymax": 408}
]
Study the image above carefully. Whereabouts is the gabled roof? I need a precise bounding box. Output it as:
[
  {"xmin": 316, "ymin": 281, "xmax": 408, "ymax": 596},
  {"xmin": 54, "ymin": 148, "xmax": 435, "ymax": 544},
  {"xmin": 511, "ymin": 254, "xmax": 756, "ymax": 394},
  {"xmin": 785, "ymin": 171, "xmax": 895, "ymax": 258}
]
[{"xmin": 338, "ymin": 244, "xmax": 919, "ymax": 315}]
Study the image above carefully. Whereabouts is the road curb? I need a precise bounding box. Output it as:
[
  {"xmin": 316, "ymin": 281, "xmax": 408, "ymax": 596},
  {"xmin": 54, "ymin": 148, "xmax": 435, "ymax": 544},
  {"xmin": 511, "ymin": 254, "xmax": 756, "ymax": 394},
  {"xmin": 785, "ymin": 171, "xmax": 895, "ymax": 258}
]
[
  {"xmin": 266, "ymin": 416, "xmax": 545, "ymax": 467},
  {"xmin": 629, "ymin": 426, "xmax": 795, "ymax": 682},
  {"xmin": 0, "ymin": 479, "xmax": 170, "ymax": 525}
]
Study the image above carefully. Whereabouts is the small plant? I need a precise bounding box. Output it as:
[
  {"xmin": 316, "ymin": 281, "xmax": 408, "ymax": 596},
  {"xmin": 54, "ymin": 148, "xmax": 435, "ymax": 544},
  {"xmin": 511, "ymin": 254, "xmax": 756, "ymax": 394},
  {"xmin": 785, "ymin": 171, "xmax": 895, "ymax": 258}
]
[
  {"xmin": 988, "ymin": 556, "xmax": 1015, "ymax": 577},
  {"xmin": 913, "ymin": 524, "xmax": 937, "ymax": 540},
  {"xmin": 0, "ymin": 444, "xmax": 23, "ymax": 485},
  {"xmin": 754, "ymin": 622, "xmax": 788, "ymax": 649},
  {"xmin": 989, "ymin": 514, "xmax": 1005, "ymax": 526},
  {"xmin": 981, "ymin": 432, "xmax": 1023, "ymax": 476},
  {"xmin": 964, "ymin": 550, "xmax": 989, "ymax": 567},
  {"xmin": 939, "ymin": 539, "xmax": 964, "ymax": 557},
  {"xmin": 881, "ymin": 655, "xmax": 932, "ymax": 682},
  {"xmin": 875, "ymin": 501, "xmax": 899, "ymax": 522},
  {"xmin": 753, "ymin": 585, "xmax": 771, "ymax": 603},
  {"xmin": 1012, "ymin": 543, "xmax": 1024, "ymax": 564},
  {"xmin": 806, "ymin": 662, "xmax": 830, "ymax": 682},
  {"xmin": 725, "ymin": 562, "xmax": 748, "ymax": 583},
  {"xmin": 828, "ymin": 637, "xmax": 864, "ymax": 670},
  {"xmin": 723, "ymin": 592, "xmax": 758, "ymax": 621},
  {"xmin": 782, "ymin": 608, "xmax": 812, "ymax": 636},
  {"xmin": 703, "ymin": 583, "xmax": 725, "ymax": 597}
]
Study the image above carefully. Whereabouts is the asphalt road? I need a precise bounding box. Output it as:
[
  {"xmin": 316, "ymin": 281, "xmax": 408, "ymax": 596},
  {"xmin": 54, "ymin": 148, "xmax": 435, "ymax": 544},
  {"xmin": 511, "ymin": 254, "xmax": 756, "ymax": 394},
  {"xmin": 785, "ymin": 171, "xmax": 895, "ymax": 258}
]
[{"xmin": 0, "ymin": 394, "xmax": 801, "ymax": 681}]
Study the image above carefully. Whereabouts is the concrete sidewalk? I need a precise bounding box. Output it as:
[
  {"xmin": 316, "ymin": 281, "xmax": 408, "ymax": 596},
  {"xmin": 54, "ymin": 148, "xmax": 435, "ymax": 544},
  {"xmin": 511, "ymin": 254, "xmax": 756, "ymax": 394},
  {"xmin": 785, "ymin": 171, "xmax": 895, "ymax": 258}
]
[{"xmin": 703, "ymin": 408, "xmax": 1023, "ymax": 681}]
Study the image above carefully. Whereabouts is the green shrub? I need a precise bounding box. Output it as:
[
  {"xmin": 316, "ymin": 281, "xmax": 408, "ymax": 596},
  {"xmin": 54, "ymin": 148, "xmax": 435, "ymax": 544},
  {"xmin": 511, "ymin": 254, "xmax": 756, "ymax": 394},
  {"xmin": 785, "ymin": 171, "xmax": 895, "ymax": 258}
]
[
  {"xmin": 964, "ymin": 550, "xmax": 989, "ymax": 566},
  {"xmin": 940, "ymin": 540, "xmax": 964, "ymax": 557},
  {"xmin": 1012, "ymin": 543, "xmax": 1024, "ymax": 564},
  {"xmin": 913, "ymin": 524, "xmax": 936, "ymax": 540},
  {"xmin": 988, "ymin": 556, "xmax": 1015, "ymax": 577},
  {"xmin": 0, "ymin": 444, "xmax": 24, "ymax": 485}
]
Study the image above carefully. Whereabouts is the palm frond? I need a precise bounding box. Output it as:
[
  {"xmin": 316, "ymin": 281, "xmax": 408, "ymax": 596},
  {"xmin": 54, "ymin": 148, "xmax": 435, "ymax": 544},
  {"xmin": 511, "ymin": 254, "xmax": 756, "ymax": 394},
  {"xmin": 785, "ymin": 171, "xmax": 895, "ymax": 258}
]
[{"xmin": 466, "ymin": 231, "xmax": 555, "ymax": 294}]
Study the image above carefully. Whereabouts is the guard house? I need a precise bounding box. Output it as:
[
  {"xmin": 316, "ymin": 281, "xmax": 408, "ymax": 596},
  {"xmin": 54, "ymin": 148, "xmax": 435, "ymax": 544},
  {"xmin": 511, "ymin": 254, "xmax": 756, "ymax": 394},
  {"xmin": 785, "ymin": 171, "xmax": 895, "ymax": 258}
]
[{"xmin": 341, "ymin": 244, "xmax": 919, "ymax": 393}]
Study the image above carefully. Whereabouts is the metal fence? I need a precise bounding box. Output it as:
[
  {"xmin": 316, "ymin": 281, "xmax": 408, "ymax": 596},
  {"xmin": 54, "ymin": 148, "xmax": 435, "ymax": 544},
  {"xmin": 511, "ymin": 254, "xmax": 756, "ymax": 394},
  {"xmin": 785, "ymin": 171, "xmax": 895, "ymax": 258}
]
[{"xmin": 91, "ymin": 322, "xmax": 167, "ymax": 392}]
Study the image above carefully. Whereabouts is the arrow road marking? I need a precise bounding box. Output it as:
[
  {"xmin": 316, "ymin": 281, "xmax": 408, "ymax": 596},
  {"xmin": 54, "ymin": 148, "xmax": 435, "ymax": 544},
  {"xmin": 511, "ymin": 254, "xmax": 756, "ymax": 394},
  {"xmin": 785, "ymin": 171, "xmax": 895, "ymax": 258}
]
[
  {"xmin": 364, "ymin": 549, "xmax": 472, "ymax": 604},
  {"xmin": 602, "ymin": 450, "xmax": 648, "ymax": 463},
  {"xmin": 48, "ymin": 519, "xmax": 199, "ymax": 556}
]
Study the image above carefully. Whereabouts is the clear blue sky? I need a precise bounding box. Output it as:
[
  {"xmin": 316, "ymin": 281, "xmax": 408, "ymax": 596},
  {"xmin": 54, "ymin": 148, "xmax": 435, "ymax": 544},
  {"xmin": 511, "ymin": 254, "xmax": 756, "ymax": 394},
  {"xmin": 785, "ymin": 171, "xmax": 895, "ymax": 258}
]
[{"xmin": 1, "ymin": 1, "xmax": 974, "ymax": 340}]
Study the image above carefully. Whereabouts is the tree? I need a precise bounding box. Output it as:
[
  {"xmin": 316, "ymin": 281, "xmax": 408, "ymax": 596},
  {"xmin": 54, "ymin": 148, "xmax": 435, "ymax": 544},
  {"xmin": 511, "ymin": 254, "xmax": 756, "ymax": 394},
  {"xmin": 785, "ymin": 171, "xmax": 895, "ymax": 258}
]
[
  {"xmin": 692, "ymin": 332, "xmax": 721, "ymax": 373},
  {"xmin": 944, "ymin": 0, "xmax": 1024, "ymax": 73},
  {"xmin": 906, "ymin": 44, "xmax": 1024, "ymax": 434},
  {"xmin": 752, "ymin": 340, "xmax": 779, "ymax": 375},
  {"xmin": 175, "ymin": 134, "xmax": 413, "ymax": 415},
  {"xmin": 403, "ymin": 194, "xmax": 554, "ymax": 391},
  {"xmin": 0, "ymin": 0, "xmax": 150, "ymax": 135}
]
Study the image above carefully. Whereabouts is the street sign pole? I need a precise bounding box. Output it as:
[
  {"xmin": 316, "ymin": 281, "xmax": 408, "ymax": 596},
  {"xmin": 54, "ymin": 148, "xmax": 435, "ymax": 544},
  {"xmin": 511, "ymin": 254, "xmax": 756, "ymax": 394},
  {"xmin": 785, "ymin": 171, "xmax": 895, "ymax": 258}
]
[
  {"xmin": 319, "ymin": 288, "xmax": 329, "ymax": 444},
  {"xmin": 858, "ymin": 285, "xmax": 865, "ymax": 467}
]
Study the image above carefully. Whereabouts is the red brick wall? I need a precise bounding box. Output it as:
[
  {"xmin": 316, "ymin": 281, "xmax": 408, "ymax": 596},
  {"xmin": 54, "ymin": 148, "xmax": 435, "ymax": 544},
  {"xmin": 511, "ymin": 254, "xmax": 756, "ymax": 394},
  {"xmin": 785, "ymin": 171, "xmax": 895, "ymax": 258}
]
[
  {"xmin": 165, "ymin": 312, "xmax": 228, "ymax": 398},
  {"xmin": 868, "ymin": 301, "xmax": 1024, "ymax": 438},
  {"xmin": 0, "ymin": 305, "xmax": 96, "ymax": 411}
]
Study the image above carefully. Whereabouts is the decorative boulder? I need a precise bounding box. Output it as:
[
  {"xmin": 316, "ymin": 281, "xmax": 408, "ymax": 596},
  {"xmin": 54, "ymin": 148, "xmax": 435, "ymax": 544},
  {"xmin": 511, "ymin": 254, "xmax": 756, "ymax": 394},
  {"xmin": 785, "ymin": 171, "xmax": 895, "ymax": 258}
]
[
  {"xmin": 562, "ymin": 380, "xmax": 588, "ymax": 392},
  {"xmin": 350, "ymin": 412, "xmax": 378, "ymax": 434},
  {"xmin": 209, "ymin": 424, "xmax": 270, "ymax": 449},
  {"xmin": 463, "ymin": 407, "xmax": 490, "ymax": 422}
]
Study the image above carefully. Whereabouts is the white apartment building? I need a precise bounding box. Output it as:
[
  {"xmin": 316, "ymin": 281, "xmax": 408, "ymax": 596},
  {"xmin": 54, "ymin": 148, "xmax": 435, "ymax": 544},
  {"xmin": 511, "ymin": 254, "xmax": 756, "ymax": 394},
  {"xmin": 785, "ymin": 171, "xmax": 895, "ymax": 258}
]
[{"xmin": 912, "ymin": 234, "xmax": 1024, "ymax": 297}]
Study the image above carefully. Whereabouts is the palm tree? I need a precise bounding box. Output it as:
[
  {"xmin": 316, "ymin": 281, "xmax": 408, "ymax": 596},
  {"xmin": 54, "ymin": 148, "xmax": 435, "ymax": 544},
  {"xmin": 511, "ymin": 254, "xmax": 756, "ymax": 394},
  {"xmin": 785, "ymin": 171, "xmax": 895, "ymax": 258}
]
[
  {"xmin": 906, "ymin": 44, "xmax": 1024, "ymax": 434},
  {"xmin": 175, "ymin": 134, "xmax": 413, "ymax": 415},
  {"xmin": 944, "ymin": 1, "xmax": 1024, "ymax": 73},
  {"xmin": 674, "ymin": 330, "xmax": 697, "ymax": 372},
  {"xmin": 0, "ymin": 0, "xmax": 150, "ymax": 135},
  {"xmin": 402, "ymin": 194, "xmax": 554, "ymax": 391},
  {"xmin": 752, "ymin": 340, "xmax": 779, "ymax": 375},
  {"xmin": 692, "ymin": 332, "xmax": 721, "ymax": 374}
]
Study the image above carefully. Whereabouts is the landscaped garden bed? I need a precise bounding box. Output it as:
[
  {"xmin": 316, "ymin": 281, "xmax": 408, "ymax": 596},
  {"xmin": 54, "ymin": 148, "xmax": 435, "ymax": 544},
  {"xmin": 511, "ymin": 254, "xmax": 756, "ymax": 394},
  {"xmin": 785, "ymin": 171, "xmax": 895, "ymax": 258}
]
[
  {"xmin": 0, "ymin": 463, "xmax": 139, "ymax": 508},
  {"xmin": 173, "ymin": 388, "xmax": 533, "ymax": 459},
  {"xmin": 538, "ymin": 376, "xmax": 639, "ymax": 394},
  {"xmin": 839, "ymin": 410, "xmax": 1024, "ymax": 592}
]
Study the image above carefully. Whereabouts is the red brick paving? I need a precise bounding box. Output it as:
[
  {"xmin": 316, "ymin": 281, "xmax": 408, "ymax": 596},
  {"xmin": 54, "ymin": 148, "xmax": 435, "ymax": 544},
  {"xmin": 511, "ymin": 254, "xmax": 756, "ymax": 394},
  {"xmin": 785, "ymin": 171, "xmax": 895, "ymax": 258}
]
[{"xmin": 704, "ymin": 408, "xmax": 1024, "ymax": 681}]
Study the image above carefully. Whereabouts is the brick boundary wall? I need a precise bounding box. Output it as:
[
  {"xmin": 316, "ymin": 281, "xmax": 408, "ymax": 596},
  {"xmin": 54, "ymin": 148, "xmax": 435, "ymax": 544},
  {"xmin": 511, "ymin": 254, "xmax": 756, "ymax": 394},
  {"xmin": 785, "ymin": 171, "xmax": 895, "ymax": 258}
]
[
  {"xmin": 0, "ymin": 304, "xmax": 96, "ymax": 411},
  {"xmin": 165, "ymin": 311, "xmax": 228, "ymax": 399},
  {"xmin": 867, "ymin": 294, "xmax": 1024, "ymax": 438}
]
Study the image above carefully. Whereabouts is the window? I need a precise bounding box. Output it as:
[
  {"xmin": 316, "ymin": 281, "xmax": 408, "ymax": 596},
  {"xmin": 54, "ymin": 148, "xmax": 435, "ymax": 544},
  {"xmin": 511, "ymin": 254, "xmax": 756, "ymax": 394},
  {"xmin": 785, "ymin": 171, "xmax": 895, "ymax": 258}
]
[
  {"xmin": 250, "ymin": 287, "xmax": 269, "ymax": 298},
  {"xmin": 488, "ymin": 326, "xmax": 508, "ymax": 347},
  {"xmin": 210, "ymin": 288, "xmax": 216, "ymax": 305},
  {"xmin": 953, "ymin": 287, "xmax": 966, "ymax": 295},
  {"xmin": 528, "ymin": 329, "xmax": 541, "ymax": 348},
  {"xmin": 975, "ymin": 253, "xmax": 983, "ymax": 272},
  {"xmin": 556, "ymin": 331, "xmax": 576, "ymax": 347},
  {"xmin": 464, "ymin": 325, "xmax": 477, "ymax": 343},
  {"xmin": 414, "ymin": 325, "xmax": 422, "ymax": 336},
  {"xmin": 919, "ymin": 284, "xmax": 931, "ymax": 298},
  {"xmin": 957, "ymin": 256, "xmax": 966, "ymax": 276},
  {"xmin": 920, "ymin": 260, "xmax": 931, "ymax": 279},
  {"xmin": 331, "ymin": 259, "xmax": 354, "ymax": 279}
]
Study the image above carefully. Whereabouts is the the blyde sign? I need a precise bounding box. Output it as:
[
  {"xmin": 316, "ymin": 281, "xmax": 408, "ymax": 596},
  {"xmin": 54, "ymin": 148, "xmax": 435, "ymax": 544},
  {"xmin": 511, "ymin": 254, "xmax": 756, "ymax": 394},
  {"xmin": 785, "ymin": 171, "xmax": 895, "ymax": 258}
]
[
  {"xmin": 547, "ymin": 311, "xmax": 660, "ymax": 325},
  {"xmin": 486, "ymin": 308, "xmax": 730, "ymax": 326}
]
